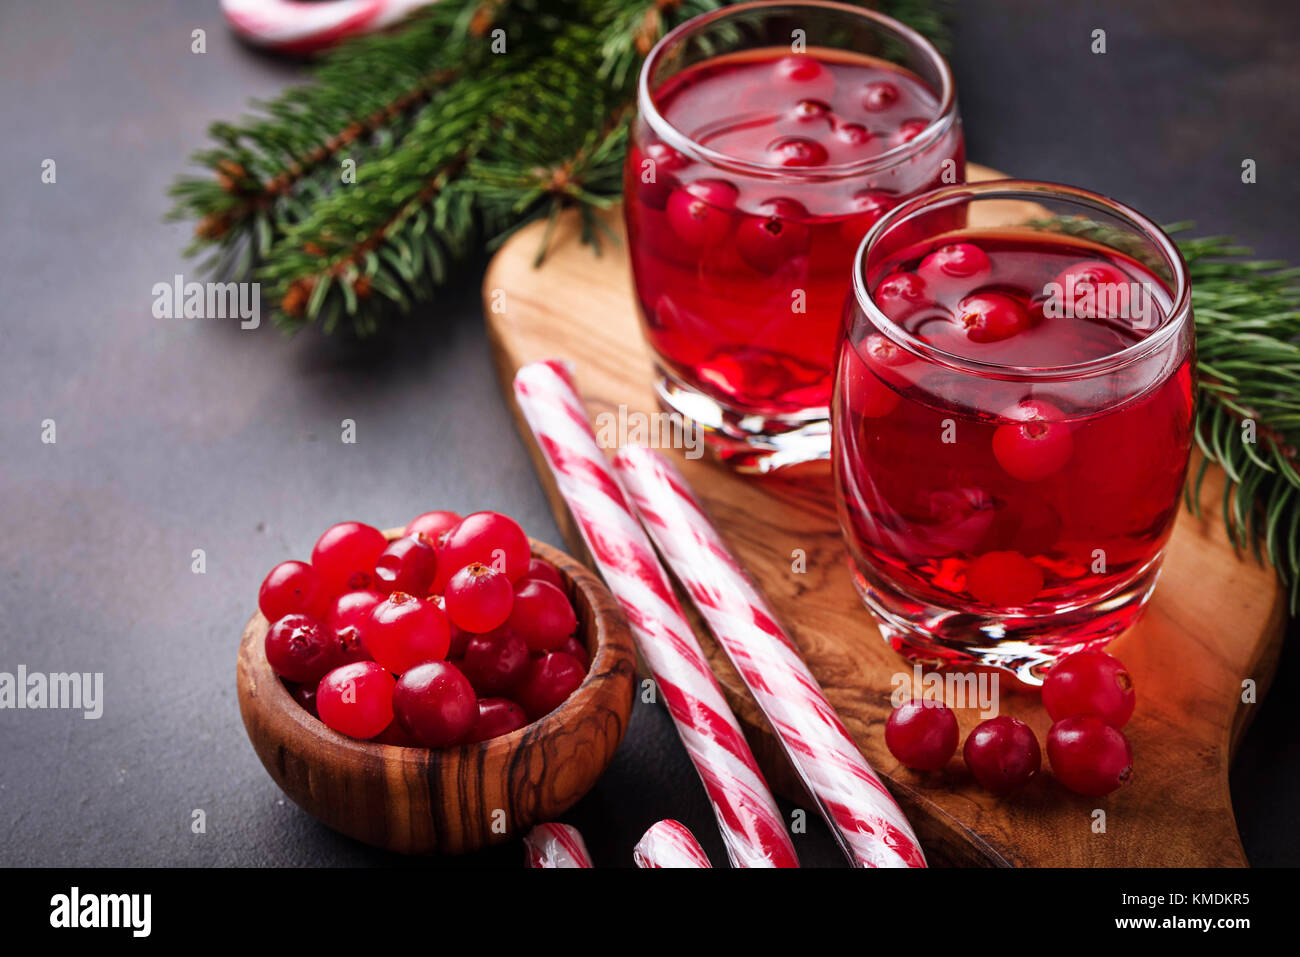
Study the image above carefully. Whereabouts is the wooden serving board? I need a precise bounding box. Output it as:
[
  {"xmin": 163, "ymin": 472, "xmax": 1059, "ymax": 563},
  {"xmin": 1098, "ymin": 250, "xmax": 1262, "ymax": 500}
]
[{"xmin": 483, "ymin": 165, "xmax": 1286, "ymax": 867}]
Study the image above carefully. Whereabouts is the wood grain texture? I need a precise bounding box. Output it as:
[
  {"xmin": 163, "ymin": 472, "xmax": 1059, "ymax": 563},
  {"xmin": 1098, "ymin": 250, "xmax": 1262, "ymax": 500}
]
[
  {"xmin": 236, "ymin": 538, "xmax": 637, "ymax": 855},
  {"xmin": 483, "ymin": 165, "xmax": 1287, "ymax": 867}
]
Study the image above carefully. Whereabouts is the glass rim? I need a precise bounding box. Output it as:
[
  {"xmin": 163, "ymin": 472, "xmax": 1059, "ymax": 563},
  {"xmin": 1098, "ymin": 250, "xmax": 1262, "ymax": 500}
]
[
  {"xmin": 637, "ymin": 0, "xmax": 959, "ymax": 181},
  {"xmin": 851, "ymin": 179, "xmax": 1194, "ymax": 381}
]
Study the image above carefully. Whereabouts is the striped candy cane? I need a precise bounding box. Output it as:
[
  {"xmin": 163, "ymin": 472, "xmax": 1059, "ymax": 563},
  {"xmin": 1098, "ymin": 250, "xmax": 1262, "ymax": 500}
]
[
  {"xmin": 523, "ymin": 823, "xmax": 592, "ymax": 869},
  {"xmin": 220, "ymin": 0, "xmax": 435, "ymax": 55},
  {"xmin": 633, "ymin": 820, "xmax": 713, "ymax": 869},
  {"xmin": 613, "ymin": 445, "xmax": 927, "ymax": 868},
  {"xmin": 513, "ymin": 360, "xmax": 799, "ymax": 869}
]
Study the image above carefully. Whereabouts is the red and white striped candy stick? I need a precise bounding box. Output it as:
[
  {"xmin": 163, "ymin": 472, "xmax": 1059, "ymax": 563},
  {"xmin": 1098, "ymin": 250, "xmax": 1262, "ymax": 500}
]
[
  {"xmin": 633, "ymin": 820, "xmax": 713, "ymax": 869},
  {"xmin": 522, "ymin": 823, "xmax": 592, "ymax": 869},
  {"xmin": 613, "ymin": 445, "xmax": 927, "ymax": 869},
  {"xmin": 221, "ymin": 0, "xmax": 436, "ymax": 55},
  {"xmin": 512, "ymin": 360, "xmax": 799, "ymax": 869}
]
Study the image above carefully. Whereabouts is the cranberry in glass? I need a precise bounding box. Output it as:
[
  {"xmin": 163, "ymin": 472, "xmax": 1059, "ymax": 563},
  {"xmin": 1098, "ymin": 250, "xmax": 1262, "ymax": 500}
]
[
  {"xmin": 393, "ymin": 661, "xmax": 478, "ymax": 748},
  {"xmin": 508, "ymin": 579, "xmax": 578, "ymax": 653},
  {"xmin": 265, "ymin": 614, "xmax": 339, "ymax": 684},
  {"xmin": 885, "ymin": 699, "xmax": 959, "ymax": 770},
  {"xmin": 956, "ymin": 292, "xmax": 1030, "ymax": 344},
  {"xmin": 1047, "ymin": 715, "xmax": 1134, "ymax": 796},
  {"xmin": 874, "ymin": 272, "xmax": 930, "ymax": 322},
  {"xmin": 366, "ymin": 591, "xmax": 450, "ymax": 674},
  {"xmin": 963, "ymin": 716, "xmax": 1041, "ymax": 796},
  {"xmin": 311, "ymin": 522, "xmax": 388, "ymax": 595},
  {"xmin": 992, "ymin": 399, "xmax": 1075, "ymax": 482},
  {"xmin": 258, "ymin": 560, "xmax": 330, "ymax": 622},
  {"xmin": 438, "ymin": 511, "xmax": 532, "ymax": 583},
  {"xmin": 666, "ymin": 179, "xmax": 737, "ymax": 249},
  {"xmin": 517, "ymin": 652, "xmax": 585, "ymax": 721},
  {"xmin": 1042, "ymin": 650, "xmax": 1135, "ymax": 728},
  {"xmin": 317, "ymin": 661, "xmax": 396, "ymax": 740},
  {"xmin": 736, "ymin": 199, "xmax": 811, "ymax": 274}
]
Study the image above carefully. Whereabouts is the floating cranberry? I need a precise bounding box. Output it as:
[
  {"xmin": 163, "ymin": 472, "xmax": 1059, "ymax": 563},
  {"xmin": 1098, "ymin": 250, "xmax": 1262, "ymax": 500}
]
[
  {"xmin": 470, "ymin": 698, "xmax": 529, "ymax": 743},
  {"xmin": 1042, "ymin": 650, "xmax": 1135, "ymax": 728},
  {"xmin": 404, "ymin": 510, "xmax": 462, "ymax": 541},
  {"xmin": 311, "ymin": 522, "xmax": 388, "ymax": 595},
  {"xmin": 885, "ymin": 699, "xmax": 959, "ymax": 770},
  {"xmin": 634, "ymin": 141, "xmax": 691, "ymax": 210},
  {"xmin": 666, "ymin": 179, "xmax": 737, "ymax": 249},
  {"xmin": 265, "ymin": 613, "xmax": 339, "ymax": 684},
  {"xmin": 955, "ymin": 291, "xmax": 1030, "ymax": 343},
  {"xmin": 992, "ymin": 399, "xmax": 1074, "ymax": 482},
  {"xmin": 1049, "ymin": 260, "xmax": 1134, "ymax": 320},
  {"xmin": 439, "ymin": 511, "xmax": 532, "ymax": 583},
  {"xmin": 919, "ymin": 242, "xmax": 992, "ymax": 287},
  {"xmin": 963, "ymin": 715, "xmax": 1041, "ymax": 795},
  {"xmin": 520, "ymin": 557, "xmax": 565, "ymax": 591},
  {"xmin": 773, "ymin": 55, "xmax": 829, "ymax": 86},
  {"xmin": 890, "ymin": 118, "xmax": 929, "ymax": 146},
  {"xmin": 791, "ymin": 99, "xmax": 831, "ymax": 122},
  {"xmin": 317, "ymin": 661, "xmax": 395, "ymax": 740},
  {"xmin": 842, "ymin": 337, "xmax": 900, "ymax": 420},
  {"xmin": 1047, "ymin": 715, "xmax": 1134, "ymax": 796},
  {"xmin": 508, "ymin": 579, "xmax": 579, "ymax": 652},
  {"xmin": 517, "ymin": 652, "xmax": 585, "ymax": 720},
  {"xmin": 326, "ymin": 589, "xmax": 384, "ymax": 664},
  {"xmin": 460, "ymin": 630, "xmax": 531, "ymax": 697},
  {"xmin": 557, "ymin": 635, "xmax": 590, "ymax": 670},
  {"xmin": 835, "ymin": 122, "xmax": 872, "ymax": 146},
  {"xmin": 258, "ymin": 560, "xmax": 330, "ymax": 622},
  {"xmin": 445, "ymin": 563, "xmax": 514, "ymax": 633},
  {"xmin": 374, "ymin": 534, "xmax": 438, "ymax": 595},
  {"xmin": 366, "ymin": 591, "xmax": 451, "ymax": 674},
  {"xmin": 873, "ymin": 272, "xmax": 930, "ymax": 322},
  {"xmin": 840, "ymin": 189, "xmax": 897, "ymax": 244},
  {"xmin": 965, "ymin": 550, "xmax": 1044, "ymax": 607},
  {"xmin": 862, "ymin": 80, "xmax": 899, "ymax": 111},
  {"xmin": 393, "ymin": 661, "xmax": 478, "ymax": 748},
  {"xmin": 736, "ymin": 198, "xmax": 811, "ymax": 274},
  {"xmin": 765, "ymin": 135, "xmax": 828, "ymax": 168}
]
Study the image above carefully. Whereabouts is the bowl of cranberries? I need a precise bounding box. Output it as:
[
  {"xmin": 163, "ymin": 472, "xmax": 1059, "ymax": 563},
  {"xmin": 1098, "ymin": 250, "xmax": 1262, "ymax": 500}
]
[{"xmin": 236, "ymin": 510, "xmax": 637, "ymax": 855}]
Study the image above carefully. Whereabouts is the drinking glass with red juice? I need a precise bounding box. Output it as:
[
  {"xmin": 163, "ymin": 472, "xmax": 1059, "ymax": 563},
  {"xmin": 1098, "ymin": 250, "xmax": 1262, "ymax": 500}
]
[
  {"xmin": 833, "ymin": 181, "xmax": 1196, "ymax": 681},
  {"xmin": 626, "ymin": 1, "xmax": 964, "ymax": 472}
]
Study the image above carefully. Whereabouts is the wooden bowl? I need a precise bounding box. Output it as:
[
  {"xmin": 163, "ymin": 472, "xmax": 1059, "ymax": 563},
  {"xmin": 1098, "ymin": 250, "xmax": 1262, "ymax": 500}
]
[{"xmin": 236, "ymin": 535, "xmax": 637, "ymax": 855}]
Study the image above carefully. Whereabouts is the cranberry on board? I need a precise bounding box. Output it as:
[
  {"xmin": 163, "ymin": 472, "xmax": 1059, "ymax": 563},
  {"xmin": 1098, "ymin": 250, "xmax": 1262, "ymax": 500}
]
[
  {"xmin": 311, "ymin": 522, "xmax": 388, "ymax": 595},
  {"xmin": 444, "ymin": 563, "xmax": 514, "ymax": 633},
  {"xmin": 373, "ymin": 534, "xmax": 438, "ymax": 596},
  {"xmin": 438, "ymin": 511, "xmax": 532, "ymax": 584},
  {"xmin": 991, "ymin": 399, "xmax": 1075, "ymax": 483},
  {"xmin": 326, "ymin": 589, "xmax": 384, "ymax": 665},
  {"xmin": 404, "ymin": 510, "xmax": 462, "ymax": 541},
  {"xmin": 508, "ymin": 579, "xmax": 578, "ymax": 653},
  {"xmin": 265, "ymin": 614, "xmax": 339, "ymax": 685},
  {"xmin": 469, "ymin": 698, "xmax": 529, "ymax": 743},
  {"xmin": 520, "ymin": 557, "xmax": 565, "ymax": 591},
  {"xmin": 963, "ymin": 715, "xmax": 1041, "ymax": 796},
  {"xmin": 317, "ymin": 661, "xmax": 395, "ymax": 740},
  {"xmin": 1042, "ymin": 650, "xmax": 1135, "ymax": 728},
  {"xmin": 258, "ymin": 560, "xmax": 331, "ymax": 622},
  {"xmin": 517, "ymin": 652, "xmax": 585, "ymax": 721},
  {"xmin": 366, "ymin": 591, "xmax": 451, "ymax": 674},
  {"xmin": 885, "ymin": 699, "xmax": 959, "ymax": 771},
  {"xmin": 393, "ymin": 661, "xmax": 478, "ymax": 748},
  {"xmin": 460, "ymin": 630, "xmax": 531, "ymax": 697},
  {"xmin": 1047, "ymin": 715, "xmax": 1134, "ymax": 796}
]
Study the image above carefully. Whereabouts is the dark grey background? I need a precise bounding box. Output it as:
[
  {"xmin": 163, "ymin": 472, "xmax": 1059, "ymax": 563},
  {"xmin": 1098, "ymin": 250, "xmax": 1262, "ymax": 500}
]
[{"xmin": 1, "ymin": 0, "xmax": 1296, "ymax": 868}]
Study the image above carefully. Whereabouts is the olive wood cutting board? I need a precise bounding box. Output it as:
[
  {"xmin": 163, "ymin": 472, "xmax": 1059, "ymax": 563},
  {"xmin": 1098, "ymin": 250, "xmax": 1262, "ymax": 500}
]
[{"xmin": 482, "ymin": 165, "xmax": 1285, "ymax": 867}]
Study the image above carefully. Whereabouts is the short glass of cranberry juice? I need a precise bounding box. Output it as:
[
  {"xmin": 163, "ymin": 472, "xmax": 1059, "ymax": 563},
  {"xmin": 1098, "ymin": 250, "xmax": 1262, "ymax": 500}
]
[
  {"xmin": 626, "ymin": 1, "xmax": 963, "ymax": 472},
  {"xmin": 833, "ymin": 181, "xmax": 1195, "ymax": 681}
]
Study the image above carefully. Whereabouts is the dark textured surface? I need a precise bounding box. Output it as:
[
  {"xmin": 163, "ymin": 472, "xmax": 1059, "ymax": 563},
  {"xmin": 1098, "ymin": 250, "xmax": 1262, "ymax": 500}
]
[{"xmin": 0, "ymin": 0, "xmax": 1296, "ymax": 868}]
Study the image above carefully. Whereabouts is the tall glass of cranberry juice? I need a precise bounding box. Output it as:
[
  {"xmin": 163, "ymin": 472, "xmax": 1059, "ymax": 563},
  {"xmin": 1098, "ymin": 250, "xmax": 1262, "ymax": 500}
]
[
  {"xmin": 833, "ymin": 182, "xmax": 1195, "ymax": 681},
  {"xmin": 626, "ymin": 2, "xmax": 963, "ymax": 472}
]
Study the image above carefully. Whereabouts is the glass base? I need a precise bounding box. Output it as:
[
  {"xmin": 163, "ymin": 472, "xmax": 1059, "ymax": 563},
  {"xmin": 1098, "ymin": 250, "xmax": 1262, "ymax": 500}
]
[
  {"xmin": 654, "ymin": 364, "xmax": 830, "ymax": 474},
  {"xmin": 847, "ymin": 550, "xmax": 1166, "ymax": 685}
]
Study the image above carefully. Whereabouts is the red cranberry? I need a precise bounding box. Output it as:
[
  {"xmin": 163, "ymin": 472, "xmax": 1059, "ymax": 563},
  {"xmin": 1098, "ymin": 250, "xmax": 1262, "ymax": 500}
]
[
  {"xmin": 843, "ymin": 334, "xmax": 908, "ymax": 419},
  {"xmin": 258, "ymin": 560, "xmax": 330, "ymax": 621},
  {"xmin": 517, "ymin": 652, "xmax": 585, "ymax": 720},
  {"xmin": 736, "ymin": 198, "xmax": 811, "ymax": 274},
  {"xmin": 765, "ymin": 135, "xmax": 828, "ymax": 168},
  {"xmin": 1047, "ymin": 716, "xmax": 1134, "ymax": 796},
  {"xmin": 840, "ymin": 189, "xmax": 896, "ymax": 244},
  {"xmin": 773, "ymin": 55, "xmax": 829, "ymax": 87},
  {"xmin": 873, "ymin": 272, "xmax": 930, "ymax": 322},
  {"xmin": 366, "ymin": 591, "xmax": 450, "ymax": 674},
  {"xmin": 430, "ymin": 594, "xmax": 469, "ymax": 657},
  {"xmin": 317, "ymin": 661, "xmax": 395, "ymax": 740},
  {"xmin": 835, "ymin": 122, "xmax": 872, "ymax": 146},
  {"xmin": 438, "ymin": 511, "xmax": 532, "ymax": 583},
  {"xmin": 445, "ymin": 563, "xmax": 514, "ymax": 633},
  {"xmin": 963, "ymin": 715, "xmax": 1041, "ymax": 795},
  {"xmin": 862, "ymin": 80, "xmax": 899, "ymax": 111},
  {"xmin": 470, "ymin": 698, "xmax": 529, "ymax": 743},
  {"xmin": 460, "ymin": 630, "xmax": 531, "ymax": 697},
  {"xmin": 885, "ymin": 699, "xmax": 959, "ymax": 770},
  {"xmin": 373, "ymin": 534, "xmax": 438, "ymax": 595},
  {"xmin": 265, "ymin": 614, "xmax": 339, "ymax": 684},
  {"xmin": 956, "ymin": 292, "xmax": 1030, "ymax": 343},
  {"xmin": 520, "ymin": 557, "xmax": 565, "ymax": 591},
  {"xmin": 634, "ymin": 141, "xmax": 690, "ymax": 210},
  {"xmin": 890, "ymin": 118, "xmax": 929, "ymax": 146},
  {"xmin": 1049, "ymin": 260, "xmax": 1134, "ymax": 320},
  {"xmin": 666, "ymin": 179, "xmax": 737, "ymax": 248},
  {"xmin": 1042, "ymin": 650, "xmax": 1135, "ymax": 728},
  {"xmin": 991, "ymin": 399, "xmax": 1074, "ymax": 482},
  {"xmin": 393, "ymin": 661, "xmax": 478, "ymax": 748},
  {"xmin": 965, "ymin": 550, "xmax": 1044, "ymax": 607},
  {"xmin": 326, "ymin": 589, "xmax": 384, "ymax": 664},
  {"xmin": 286, "ymin": 680, "xmax": 318, "ymax": 717},
  {"xmin": 373, "ymin": 719, "xmax": 419, "ymax": 747},
  {"xmin": 508, "ymin": 579, "xmax": 579, "ymax": 653},
  {"xmin": 791, "ymin": 99, "xmax": 831, "ymax": 122},
  {"xmin": 310, "ymin": 522, "xmax": 388, "ymax": 595},
  {"xmin": 557, "ymin": 636, "xmax": 589, "ymax": 670},
  {"xmin": 919, "ymin": 242, "xmax": 992, "ymax": 287},
  {"xmin": 404, "ymin": 510, "xmax": 462, "ymax": 541}
]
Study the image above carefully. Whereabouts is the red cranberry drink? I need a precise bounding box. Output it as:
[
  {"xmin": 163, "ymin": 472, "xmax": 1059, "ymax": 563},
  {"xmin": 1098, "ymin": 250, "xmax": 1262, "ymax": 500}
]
[
  {"xmin": 626, "ymin": 2, "xmax": 963, "ymax": 471},
  {"xmin": 833, "ymin": 182, "xmax": 1195, "ymax": 682}
]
